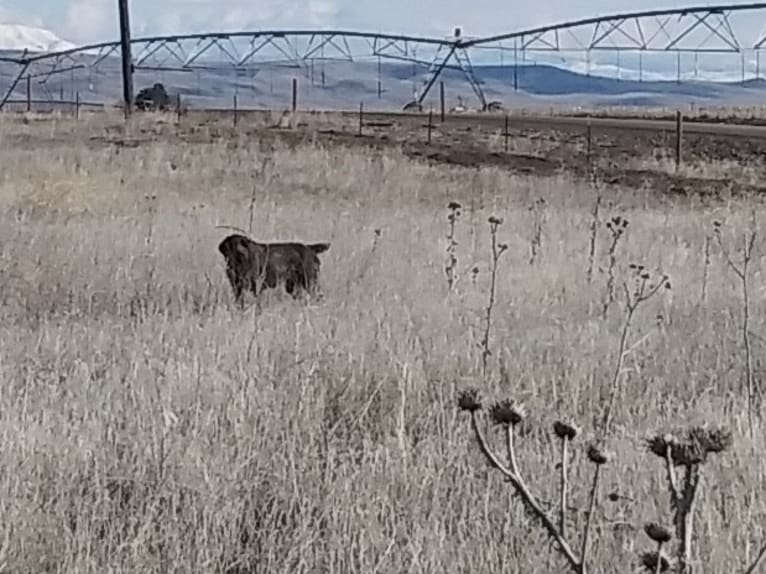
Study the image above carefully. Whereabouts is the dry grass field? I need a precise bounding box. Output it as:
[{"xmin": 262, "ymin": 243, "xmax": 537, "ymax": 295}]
[{"xmin": 1, "ymin": 110, "xmax": 766, "ymax": 573}]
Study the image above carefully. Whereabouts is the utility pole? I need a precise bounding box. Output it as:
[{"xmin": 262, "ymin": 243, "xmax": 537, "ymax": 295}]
[{"xmin": 118, "ymin": 0, "xmax": 134, "ymax": 116}]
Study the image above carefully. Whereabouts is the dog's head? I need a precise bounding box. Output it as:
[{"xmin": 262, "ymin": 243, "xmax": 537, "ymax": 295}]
[{"xmin": 218, "ymin": 234, "xmax": 253, "ymax": 264}]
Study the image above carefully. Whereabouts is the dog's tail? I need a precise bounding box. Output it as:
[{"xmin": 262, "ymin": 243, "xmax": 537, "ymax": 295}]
[{"xmin": 307, "ymin": 243, "xmax": 331, "ymax": 254}]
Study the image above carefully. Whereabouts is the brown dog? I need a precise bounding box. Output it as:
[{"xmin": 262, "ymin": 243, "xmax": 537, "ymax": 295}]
[{"xmin": 218, "ymin": 233, "xmax": 330, "ymax": 302}]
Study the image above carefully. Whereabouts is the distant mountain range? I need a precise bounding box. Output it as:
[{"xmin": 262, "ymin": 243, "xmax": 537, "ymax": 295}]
[
  {"xmin": 1, "ymin": 24, "xmax": 766, "ymax": 110},
  {"xmin": 0, "ymin": 23, "xmax": 76, "ymax": 53}
]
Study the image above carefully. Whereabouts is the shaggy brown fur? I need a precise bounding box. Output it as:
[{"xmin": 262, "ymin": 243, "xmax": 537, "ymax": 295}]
[{"xmin": 218, "ymin": 233, "xmax": 331, "ymax": 302}]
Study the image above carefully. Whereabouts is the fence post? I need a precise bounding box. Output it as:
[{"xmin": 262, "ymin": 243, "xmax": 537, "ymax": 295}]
[
  {"xmin": 586, "ymin": 114, "xmax": 593, "ymax": 165},
  {"xmin": 675, "ymin": 109, "xmax": 683, "ymax": 170},
  {"xmin": 75, "ymin": 91, "xmax": 80, "ymax": 119},
  {"xmin": 427, "ymin": 109, "xmax": 433, "ymax": 144},
  {"xmin": 504, "ymin": 113, "xmax": 510, "ymax": 152},
  {"xmin": 291, "ymin": 78, "xmax": 298, "ymax": 112},
  {"xmin": 176, "ymin": 94, "xmax": 182, "ymax": 123},
  {"xmin": 233, "ymin": 94, "xmax": 238, "ymax": 127},
  {"xmin": 440, "ymin": 81, "xmax": 445, "ymax": 122},
  {"xmin": 358, "ymin": 101, "xmax": 364, "ymax": 136}
]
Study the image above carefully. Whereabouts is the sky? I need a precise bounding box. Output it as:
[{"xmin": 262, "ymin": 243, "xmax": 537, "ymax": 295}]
[{"xmin": 0, "ymin": 0, "xmax": 724, "ymax": 44}]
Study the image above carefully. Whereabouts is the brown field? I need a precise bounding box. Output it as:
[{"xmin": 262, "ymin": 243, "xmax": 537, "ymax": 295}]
[{"xmin": 1, "ymin": 108, "xmax": 765, "ymax": 573}]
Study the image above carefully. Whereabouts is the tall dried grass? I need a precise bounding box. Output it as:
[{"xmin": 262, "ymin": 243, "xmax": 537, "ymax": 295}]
[{"xmin": 0, "ymin": 113, "xmax": 764, "ymax": 572}]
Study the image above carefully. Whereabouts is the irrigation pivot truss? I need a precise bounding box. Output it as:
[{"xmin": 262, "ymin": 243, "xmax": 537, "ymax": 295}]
[{"xmin": 3, "ymin": 2, "xmax": 766, "ymax": 111}]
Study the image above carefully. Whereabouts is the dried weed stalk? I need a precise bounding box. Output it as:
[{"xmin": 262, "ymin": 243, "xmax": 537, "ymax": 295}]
[
  {"xmin": 644, "ymin": 426, "xmax": 733, "ymax": 574},
  {"xmin": 713, "ymin": 216, "xmax": 759, "ymax": 438},
  {"xmin": 445, "ymin": 201, "xmax": 462, "ymax": 290},
  {"xmin": 745, "ymin": 544, "xmax": 766, "ymax": 574},
  {"xmin": 601, "ymin": 265, "xmax": 671, "ymax": 436},
  {"xmin": 587, "ymin": 175, "xmax": 603, "ymax": 284},
  {"xmin": 248, "ymin": 155, "xmax": 272, "ymax": 234},
  {"xmin": 528, "ymin": 197, "xmax": 547, "ymax": 266},
  {"xmin": 601, "ymin": 215, "xmax": 629, "ymax": 318},
  {"xmin": 480, "ymin": 216, "xmax": 508, "ymax": 377},
  {"xmin": 458, "ymin": 390, "xmax": 610, "ymax": 574},
  {"xmin": 700, "ymin": 235, "xmax": 711, "ymax": 305}
]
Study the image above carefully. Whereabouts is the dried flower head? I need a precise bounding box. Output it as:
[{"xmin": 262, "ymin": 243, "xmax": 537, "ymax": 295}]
[
  {"xmin": 644, "ymin": 522, "xmax": 673, "ymax": 544},
  {"xmin": 488, "ymin": 216, "xmax": 503, "ymax": 226},
  {"xmin": 553, "ymin": 420, "xmax": 580, "ymax": 441},
  {"xmin": 587, "ymin": 444, "xmax": 611, "ymax": 465},
  {"xmin": 448, "ymin": 201, "xmax": 462, "ymax": 210},
  {"xmin": 457, "ymin": 389, "xmax": 482, "ymax": 413},
  {"xmin": 646, "ymin": 426, "xmax": 732, "ymax": 466},
  {"xmin": 640, "ymin": 551, "xmax": 671, "ymax": 573},
  {"xmin": 690, "ymin": 426, "xmax": 733, "ymax": 454},
  {"xmin": 489, "ymin": 399, "xmax": 525, "ymax": 426},
  {"xmin": 646, "ymin": 433, "xmax": 705, "ymax": 466}
]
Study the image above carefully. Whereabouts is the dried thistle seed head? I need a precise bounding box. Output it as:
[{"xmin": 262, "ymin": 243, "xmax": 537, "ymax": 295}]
[
  {"xmin": 553, "ymin": 420, "xmax": 580, "ymax": 441},
  {"xmin": 644, "ymin": 522, "xmax": 673, "ymax": 544},
  {"xmin": 587, "ymin": 444, "xmax": 611, "ymax": 465},
  {"xmin": 713, "ymin": 220, "xmax": 721, "ymax": 228},
  {"xmin": 490, "ymin": 399, "xmax": 525, "ymax": 426},
  {"xmin": 690, "ymin": 426, "xmax": 733, "ymax": 455},
  {"xmin": 647, "ymin": 426, "xmax": 732, "ymax": 466},
  {"xmin": 640, "ymin": 551, "xmax": 671, "ymax": 573},
  {"xmin": 646, "ymin": 432, "xmax": 705, "ymax": 466},
  {"xmin": 488, "ymin": 216, "xmax": 503, "ymax": 225},
  {"xmin": 448, "ymin": 201, "xmax": 462, "ymax": 210},
  {"xmin": 471, "ymin": 266, "xmax": 479, "ymax": 275},
  {"xmin": 665, "ymin": 281, "xmax": 672, "ymax": 290},
  {"xmin": 457, "ymin": 389, "xmax": 482, "ymax": 413}
]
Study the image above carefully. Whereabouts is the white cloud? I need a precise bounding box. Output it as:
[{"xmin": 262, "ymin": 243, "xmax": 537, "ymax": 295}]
[
  {"xmin": 63, "ymin": 0, "xmax": 116, "ymax": 43},
  {"xmin": 129, "ymin": 0, "xmax": 341, "ymax": 37},
  {"xmin": 0, "ymin": 3, "xmax": 44, "ymax": 27}
]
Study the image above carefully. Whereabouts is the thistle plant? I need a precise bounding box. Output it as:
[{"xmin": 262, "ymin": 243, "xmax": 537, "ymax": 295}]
[
  {"xmin": 641, "ymin": 523, "xmax": 674, "ymax": 574},
  {"xmin": 601, "ymin": 215, "xmax": 629, "ymax": 318},
  {"xmin": 644, "ymin": 426, "xmax": 734, "ymax": 574},
  {"xmin": 445, "ymin": 201, "xmax": 462, "ymax": 290},
  {"xmin": 480, "ymin": 216, "xmax": 508, "ymax": 377},
  {"xmin": 601, "ymin": 264, "xmax": 671, "ymax": 436},
  {"xmin": 458, "ymin": 389, "xmax": 611, "ymax": 574}
]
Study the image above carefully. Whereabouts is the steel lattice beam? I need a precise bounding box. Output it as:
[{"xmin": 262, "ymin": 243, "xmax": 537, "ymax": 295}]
[{"xmin": 5, "ymin": 3, "xmax": 766, "ymax": 111}]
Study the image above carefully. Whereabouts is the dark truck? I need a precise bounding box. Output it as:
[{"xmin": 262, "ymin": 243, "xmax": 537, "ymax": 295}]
[{"xmin": 134, "ymin": 83, "xmax": 171, "ymax": 111}]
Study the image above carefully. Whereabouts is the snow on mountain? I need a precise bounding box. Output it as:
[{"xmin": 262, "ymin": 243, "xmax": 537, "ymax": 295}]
[{"xmin": 0, "ymin": 24, "xmax": 77, "ymax": 53}]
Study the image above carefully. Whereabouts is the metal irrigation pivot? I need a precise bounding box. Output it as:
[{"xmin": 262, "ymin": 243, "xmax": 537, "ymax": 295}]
[{"xmin": 118, "ymin": 0, "xmax": 134, "ymax": 116}]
